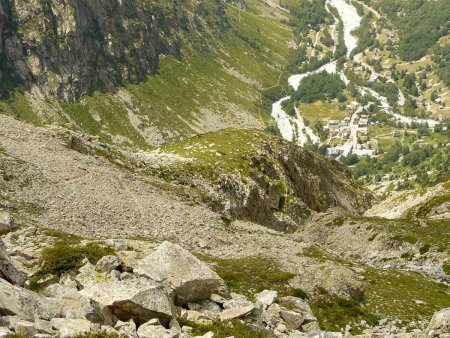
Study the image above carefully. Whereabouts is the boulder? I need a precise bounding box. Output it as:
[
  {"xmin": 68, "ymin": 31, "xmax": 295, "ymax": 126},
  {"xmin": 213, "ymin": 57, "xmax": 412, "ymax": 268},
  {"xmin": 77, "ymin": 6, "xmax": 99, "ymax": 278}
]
[
  {"xmin": 137, "ymin": 323, "xmax": 179, "ymax": 338},
  {"xmin": 0, "ymin": 238, "xmax": 26, "ymax": 286},
  {"xmin": 9, "ymin": 319, "xmax": 38, "ymax": 337},
  {"xmin": 95, "ymin": 255, "xmax": 122, "ymax": 273},
  {"xmin": 80, "ymin": 277, "xmax": 176, "ymax": 326},
  {"xmin": 278, "ymin": 296, "xmax": 316, "ymax": 323},
  {"xmin": 0, "ymin": 279, "xmax": 53, "ymax": 320},
  {"xmin": 255, "ymin": 290, "xmax": 277, "ymax": 310},
  {"xmin": 134, "ymin": 241, "xmax": 226, "ymax": 305},
  {"xmin": 0, "ymin": 327, "xmax": 12, "ymax": 338},
  {"xmin": 45, "ymin": 283, "xmax": 113, "ymax": 324},
  {"xmin": 428, "ymin": 307, "xmax": 450, "ymax": 335},
  {"xmin": 50, "ymin": 318, "xmax": 92, "ymax": 338},
  {"xmin": 114, "ymin": 319, "xmax": 137, "ymax": 337},
  {"xmin": 219, "ymin": 305, "xmax": 254, "ymax": 321},
  {"xmin": 0, "ymin": 212, "xmax": 16, "ymax": 234},
  {"xmin": 280, "ymin": 309, "xmax": 305, "ymax": 330}
]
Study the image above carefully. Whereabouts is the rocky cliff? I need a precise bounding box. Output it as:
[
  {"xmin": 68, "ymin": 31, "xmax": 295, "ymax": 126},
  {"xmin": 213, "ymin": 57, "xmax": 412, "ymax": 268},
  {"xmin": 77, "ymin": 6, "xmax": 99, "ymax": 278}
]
[
  {"xmin": 138, "ymin": 129, "xmax": 372, "ymax": 232},
  {"xmin": 0, "ymin": 0, "xmax": 226, "ymax": 102}
]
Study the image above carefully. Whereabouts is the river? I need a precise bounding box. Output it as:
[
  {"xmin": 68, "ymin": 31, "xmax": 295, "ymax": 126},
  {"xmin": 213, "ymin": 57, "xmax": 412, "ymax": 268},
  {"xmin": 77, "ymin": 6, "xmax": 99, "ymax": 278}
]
[{"xmin": 271, "ymin": 0, "xmax": 438, "ymax": 148}]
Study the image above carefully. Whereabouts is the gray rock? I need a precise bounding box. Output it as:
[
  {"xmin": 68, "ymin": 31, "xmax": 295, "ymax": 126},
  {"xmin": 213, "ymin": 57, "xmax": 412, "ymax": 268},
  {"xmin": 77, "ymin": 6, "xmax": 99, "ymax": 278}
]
[
  {"xmin": 0, "ymin": 238, "xmax": 26, "ymax": 286},
  {"xmin": 428, "ymin": 307, "xmax": 450, "ymax": 335},
  {"xmin": 134, "ymin": 241, "xmax": 227, "ymax": 305},
  {"xmin": 223, "ymin": 293, "xmax": 254, "ymax": 310},
  {"xmin": 45, "ymin": 283, "xmax": 113, "ymax": 325},
  {"xmin": 0, "ymin": 279, "xmax": 53, "ymax": 320},
  {"xmin": 219, "ymin": 305, "xmax": 254, "ymax": 321},
  {"xmin": 0, "ymin": 212, "xmax": 16, "ymax": 234},
  {"xmin": 280, "ymin": 309, "xmax": 305, "ymax": 330},
  {"xmin": 278, "ymin": 296, "xmax": 316, "ymax": 323},
  {"xmin": 0, "ymin": 327, "xmax": 12, "ymax": 338},
  {"xmin": 95, "ymin": 255, "xmax": 122, "ymax": 273},
  {"xmin": 9, "ymin": 319, "xmax": 37, "ymax": 337},
  {"xmin": 50, "ymin": 318, "xmax": 92, "ymax": 338},
  {"xmin": 137, "ymin": 323, "xmax": 179, "ymax": 338},
  {"xmin": 255, "ymin": 290, "xmax": 277, "ymax": 310},
  {"xmin": 114, "ymin": 319, "xmax": 137, "ymax": 337},
  {"xmin": 80, "ymin": 277, "xmax": 176, "ymax": 326}
]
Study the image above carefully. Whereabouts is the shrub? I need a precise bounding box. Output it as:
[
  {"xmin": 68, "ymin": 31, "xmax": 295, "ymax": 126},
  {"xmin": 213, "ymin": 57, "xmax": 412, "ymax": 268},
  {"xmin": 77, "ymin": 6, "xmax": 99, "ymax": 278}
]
[
  {"xmin": 419, "ymin": 244, "xmax": 431, "ymax": 255},
  {"xmin": 39, "ymin": 242, "xmax": 116, "ymax": 277},
  {"xmin": 443, "ymin": 263, "xmax": 450, "ymax": 276}
]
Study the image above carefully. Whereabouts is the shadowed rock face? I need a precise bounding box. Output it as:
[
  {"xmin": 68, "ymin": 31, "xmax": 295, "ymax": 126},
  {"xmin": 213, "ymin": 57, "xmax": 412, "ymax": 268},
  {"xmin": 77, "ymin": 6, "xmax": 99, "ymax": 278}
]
[
  {"xmin": 212, "ymin": 139, "xmax": 372, "ymax": 232},
  {"xmin": 0, "ymin": 0, "xmax": 226, "ymax": 102}
]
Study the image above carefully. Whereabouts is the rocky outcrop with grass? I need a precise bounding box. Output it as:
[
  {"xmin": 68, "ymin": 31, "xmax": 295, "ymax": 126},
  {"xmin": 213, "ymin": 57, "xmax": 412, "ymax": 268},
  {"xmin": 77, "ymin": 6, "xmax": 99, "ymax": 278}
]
[{"xmin": 141, "ymin": 129, "xmax": 372, "ymax": 232}]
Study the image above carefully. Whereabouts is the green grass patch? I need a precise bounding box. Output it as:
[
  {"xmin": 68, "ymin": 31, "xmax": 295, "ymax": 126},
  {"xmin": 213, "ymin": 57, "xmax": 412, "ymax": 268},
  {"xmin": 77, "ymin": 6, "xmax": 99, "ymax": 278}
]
[
  {"xmin": 392, "ymin": 234, "xmax": 418, "ymax": 245},
  {"xmin": 298, "ymin": 100, "xmax": 348, "ymax": 125},
  {"xmin": 159, "ymin": 129, "xmax": 272, "ymax": 179},
  {"xmin": 38, "ymin": 242, "xmax": 116, "ymax": 277},
  {"xmin": 363, "ymin": 268, "xmax": 450, "ymax": 323},
  {"xmin": 198, "ymin": 255, "xmax": 296, "ymax": 299},
  {"xmin": 443, "ymin": 263, "xmax": 450, "ymax": 276},
  {"xmin": 178, "ymin": 318, "xmax": 266, "ymax": 338},
  {"xmin": 311, "ymin": 296, "xmax": 379, "ymax": 333}
]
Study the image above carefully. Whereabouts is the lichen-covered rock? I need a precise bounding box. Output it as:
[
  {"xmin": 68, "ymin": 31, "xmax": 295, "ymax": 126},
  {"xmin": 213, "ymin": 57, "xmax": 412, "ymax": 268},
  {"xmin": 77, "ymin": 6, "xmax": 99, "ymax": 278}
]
[
  {"xmin": 137, "ymin": 323, "xmax": 179, "ymax": 338},
  {"xmin": 428, "ymin": 307, "xmax": 450, "ymax": 335},
  {"xmin": 50, "ymin": 318, "xmax": 92, "ymax": 338},
  {"xmin": 0, "ymin": 238, "xmax": 26, "ymax": 286},
  {"xmin": 0, "ymin": 212, "xmax": 16, "ymax": 234},
  {"xmin": 95, "ymin": 255, "xmax": 121, "ymax": 273},
  {"xmin": 255, "ymin": 290, "xmax": 278, "ymax": 310},
  {"xmin": 134, "ymin": 241, "xmax": 227, "ymax": 305},
  {"xmin": 0, "ymin": 279, "xmax": 53, "ymax": 320},
  {"xmin": 80, "ymin": 277, "xmax": 176, "ymax": 326}
]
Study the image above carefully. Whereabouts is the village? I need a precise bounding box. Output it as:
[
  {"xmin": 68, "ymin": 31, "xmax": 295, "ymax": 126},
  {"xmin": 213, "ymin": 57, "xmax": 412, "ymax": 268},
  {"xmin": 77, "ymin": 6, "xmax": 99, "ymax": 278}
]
[{"xmin": 324, "ymin": 101, "xmax": 402, "ymax": 159}]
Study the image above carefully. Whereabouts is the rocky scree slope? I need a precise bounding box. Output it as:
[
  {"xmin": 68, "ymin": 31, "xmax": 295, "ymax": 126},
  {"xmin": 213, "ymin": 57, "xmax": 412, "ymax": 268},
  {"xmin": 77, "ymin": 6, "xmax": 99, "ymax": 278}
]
[
  {"xmin": 138, "ymin": 129, "xmax": 372, "ymax": 232},
  {"xmin": 0, "ymin": 115, "xmax": 371, "ymax": 236},
  {"xmin": 1, "ymin": 224, "xmax": 449, "ymax": 338},
  {"xmin": 0, "ymin": 0, "xmax": 225, "ymax": 102}
]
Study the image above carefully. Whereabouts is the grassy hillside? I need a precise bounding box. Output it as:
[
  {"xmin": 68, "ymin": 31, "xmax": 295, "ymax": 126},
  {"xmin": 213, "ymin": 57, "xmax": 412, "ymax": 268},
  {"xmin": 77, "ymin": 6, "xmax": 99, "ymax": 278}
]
[{"xmin": 0, "ymin": 0, "xmax": 294, "ymax": 147}]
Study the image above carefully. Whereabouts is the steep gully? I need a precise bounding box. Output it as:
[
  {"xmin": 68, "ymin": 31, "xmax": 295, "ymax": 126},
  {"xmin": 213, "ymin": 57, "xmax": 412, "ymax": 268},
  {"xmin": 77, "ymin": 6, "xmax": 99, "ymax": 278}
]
[{"xmin": 271, "ymin": 0, "xmax": 439, "ymax": 149}]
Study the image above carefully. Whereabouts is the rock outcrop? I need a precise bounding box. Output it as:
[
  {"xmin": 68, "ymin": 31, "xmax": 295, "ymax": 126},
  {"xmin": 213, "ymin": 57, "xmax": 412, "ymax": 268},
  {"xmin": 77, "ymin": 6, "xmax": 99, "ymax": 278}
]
[
  {"xmin": 0, "ymin": 238, "xmax": 26, "ymax": 286},
  {"xmin": 0, "ymin": 0, "xmax": 226, "ymax": 102}
]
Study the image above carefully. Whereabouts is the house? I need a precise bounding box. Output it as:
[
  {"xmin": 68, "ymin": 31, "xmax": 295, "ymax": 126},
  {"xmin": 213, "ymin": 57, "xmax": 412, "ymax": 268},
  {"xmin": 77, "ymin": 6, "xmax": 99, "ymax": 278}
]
[
  {"xmin": 328, "ymin": 120, "xmax": 339, "ymax": 128},
  {"xmin": 326, "ymin": 147, "xmax": 343, "ymax": 157},
  {"xmin": 359, "ymin": 118, "xmax": 368, "ymax": 126}
]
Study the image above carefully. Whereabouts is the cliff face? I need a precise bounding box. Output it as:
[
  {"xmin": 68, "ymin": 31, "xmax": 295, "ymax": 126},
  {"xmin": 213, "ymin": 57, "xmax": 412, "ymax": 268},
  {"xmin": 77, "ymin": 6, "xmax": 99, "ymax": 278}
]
[{"xmin": 0, "ymin": 0, "xmax": 226, "ymax": 102}]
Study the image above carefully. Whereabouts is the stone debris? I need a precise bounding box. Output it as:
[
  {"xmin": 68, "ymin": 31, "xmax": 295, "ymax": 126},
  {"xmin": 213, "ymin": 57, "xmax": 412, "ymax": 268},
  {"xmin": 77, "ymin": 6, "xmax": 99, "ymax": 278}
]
[{"xmin": 0, "ymin": 232, "xmax": 447, "ymax": 338}]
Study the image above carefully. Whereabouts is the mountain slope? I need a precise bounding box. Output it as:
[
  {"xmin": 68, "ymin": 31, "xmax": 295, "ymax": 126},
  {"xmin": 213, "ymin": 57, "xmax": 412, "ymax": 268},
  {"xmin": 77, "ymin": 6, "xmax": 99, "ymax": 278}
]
[{"xmin": 0, "ymin": 0, "xmax": 294, "ymax": 146}]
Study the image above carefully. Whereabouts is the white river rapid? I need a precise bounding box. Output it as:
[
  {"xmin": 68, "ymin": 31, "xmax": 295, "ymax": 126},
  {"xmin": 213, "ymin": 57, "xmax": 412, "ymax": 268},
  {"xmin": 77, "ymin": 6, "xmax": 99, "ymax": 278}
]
[{"xmin": 271, "ymin": 0, "xmax": 438, "ymax": 147}]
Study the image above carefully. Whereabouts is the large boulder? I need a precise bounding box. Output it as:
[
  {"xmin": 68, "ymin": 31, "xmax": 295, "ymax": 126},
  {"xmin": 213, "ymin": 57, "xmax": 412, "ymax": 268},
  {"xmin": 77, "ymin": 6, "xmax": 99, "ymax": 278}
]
[
  {"xmin": 134, "ymin": 241, "xmax": 227, "ymax": 305},
  {"xmin": 45, "ymin": 283, "xmax": 113, "ymax": 325},
  {"xmin": 427, "ymin": 307, "xmax": 450, "ymax": 335},
  {"xmin": 0, "ymin": 279, "xmax": 53, "ymax": 320},
  {"xmin": 50, "ymin": 318, "xmax": 92, "ymax": 338},
  {"xmin": 80, "ymin": 277, "xmax": 176, "ymax": 326},
  {"xmin": 0, "ymin": 238, "xmax": 26, "ymax": 286},
  {"xmin": 0, "ymin": 212, "xmax": 16, "ymax": 235}
]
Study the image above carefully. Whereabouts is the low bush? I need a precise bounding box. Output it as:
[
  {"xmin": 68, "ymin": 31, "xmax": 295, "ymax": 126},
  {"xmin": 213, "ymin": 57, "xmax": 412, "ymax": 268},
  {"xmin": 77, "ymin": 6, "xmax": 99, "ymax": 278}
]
[{"xmin": 39, "ymin": 242, "xmax": 116, "ymax": 277}]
